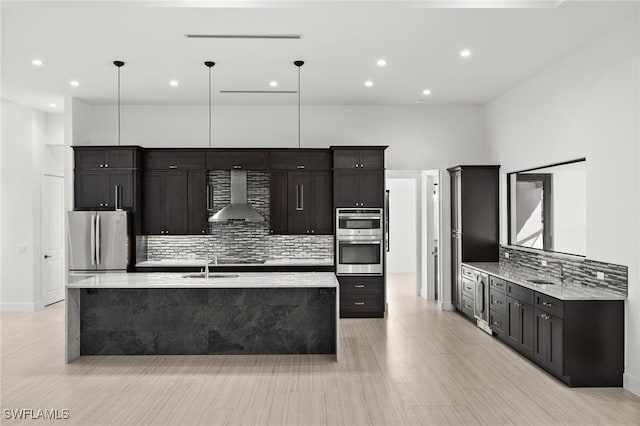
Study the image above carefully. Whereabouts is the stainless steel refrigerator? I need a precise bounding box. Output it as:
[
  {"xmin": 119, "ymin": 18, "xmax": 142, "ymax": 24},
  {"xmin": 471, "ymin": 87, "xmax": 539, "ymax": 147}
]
[{"xmin": 67, "ymin": 211, "xmax": 130, "ymax": 272}]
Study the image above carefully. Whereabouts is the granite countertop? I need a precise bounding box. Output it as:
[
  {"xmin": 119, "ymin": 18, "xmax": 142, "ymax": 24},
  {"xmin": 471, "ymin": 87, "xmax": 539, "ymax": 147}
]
[
  {"xmin": 462, "ymin": 262, "xmax": 625, "ymax": 301},
  {"xmin": 135, "ymin": 258, "xmax": 334, "ymax": 268},
  {"xmin": 67, "ymin": 272, "xmax": 339, "ymax": 289}
]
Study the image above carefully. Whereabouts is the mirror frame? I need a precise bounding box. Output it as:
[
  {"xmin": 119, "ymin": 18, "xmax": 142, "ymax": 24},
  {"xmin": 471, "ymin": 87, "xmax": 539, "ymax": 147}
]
[{"xmin": 506, "ymin": 157, "xmax": 586, "ymax": 257}]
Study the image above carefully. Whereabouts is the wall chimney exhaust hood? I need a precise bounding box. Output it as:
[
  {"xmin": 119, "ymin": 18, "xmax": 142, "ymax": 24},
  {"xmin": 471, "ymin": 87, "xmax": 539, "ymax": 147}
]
[{"xmin": 209, "ymin": 170, "xmax": 264, "ymax": 223}]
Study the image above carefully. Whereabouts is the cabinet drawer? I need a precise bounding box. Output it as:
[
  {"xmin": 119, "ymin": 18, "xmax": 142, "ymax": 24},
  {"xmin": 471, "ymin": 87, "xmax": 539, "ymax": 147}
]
[
  {"xmin": 144, "ymin": 150, "xmax": 205, "ymax": 170},
  {"xmin": 490, "ymin": 276, "xmax": 507, "ymax": 294},
  {"xmin": 207, "ymin": 151, "xmax": 269, "ymax": 170},
  {"xmin": 340, "ymin": 294, "xmax": 384, "ymax": 312},
  {"xmin": 490, "ymin": 289, "xmax": 507, "ymax": 315},
  {"xmin": 461, "ymin": 266, "xmax": 475, "ymax": 280},
  {"xmin": 461, "ymin": 294, "xmax": 474, "ymax": 318},
  {"xmin": 490, "ymin": 310, "xmax": 507, "ymax": 337},
  {"xmin": 535, "ymin": 292, "xmax": 564, "ymax": 318},
  {"xmin": 269, "ymin": 150, "xmax": 331, "ymax": 170},
  {"xmin": 506, "ymin": 282, "xmax": 533, "ymax": 305},
  {"xmin": 338, "ymin": 276, "xmax": 384, "ymax": 295},
  {"xmin": 462, "ymin": 278, "xmax": 475, "ymax": 297}
]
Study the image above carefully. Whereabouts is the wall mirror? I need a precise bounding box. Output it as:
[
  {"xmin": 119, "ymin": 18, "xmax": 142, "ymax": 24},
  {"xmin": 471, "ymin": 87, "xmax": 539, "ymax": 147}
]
[{"xmin": 507, "ymin": 158, "xmax": 586, "ymax": 256}]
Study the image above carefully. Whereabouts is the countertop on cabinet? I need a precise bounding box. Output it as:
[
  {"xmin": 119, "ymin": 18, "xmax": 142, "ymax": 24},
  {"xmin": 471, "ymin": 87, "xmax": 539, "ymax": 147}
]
[
  {"xmin": 67, "ymin": 272, "xmax": 339, "ymax": 289},
  {"xmin": 463, "ymin": 262, "xmax": 625, "ymax": 301}
]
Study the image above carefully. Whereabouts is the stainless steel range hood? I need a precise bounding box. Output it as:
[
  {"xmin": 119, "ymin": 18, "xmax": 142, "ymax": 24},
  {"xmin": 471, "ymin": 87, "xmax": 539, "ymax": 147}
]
[{"xmin": 209, "ymin": 170, "xmax": 264, "ymax": 222}]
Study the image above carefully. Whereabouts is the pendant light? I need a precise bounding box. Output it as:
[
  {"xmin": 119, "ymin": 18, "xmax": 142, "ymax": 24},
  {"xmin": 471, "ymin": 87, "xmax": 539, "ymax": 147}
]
[
  {"xmin": 294, "ymin": 60, "xmax": 304, "ymax": 148},
  {"xmin": 205, "ymin": 61, "xmax": 216, "ymax": 223},
  {"xmin": 113, "ymin": 60, "xmax": 125, "ymax": 210}
]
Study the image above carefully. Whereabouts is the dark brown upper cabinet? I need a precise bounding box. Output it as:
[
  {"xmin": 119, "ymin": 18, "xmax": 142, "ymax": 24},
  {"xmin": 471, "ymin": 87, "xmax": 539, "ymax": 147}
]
[
  {"xmin": 333, "ymin": 169, "xmax": 384, "ymax": 208},
  {"xmin": 206, "ymin": 150, "xmax": 269, "ymax": 170},
  {"xmin": 333, "ymin": 149, "xmax": 384, "ymax": 169},
  {"xmin": 143, "ymin": 170, "xmax": 205, "ymax": 235},
  {"xmin": 143, "ymin": 150, "xmax": 206, "ymax": 170},
  {"xmin": 269, "ymin": 150, "xmax": 332, "ymax": 170},
  {"xmin": 269, "ymin": 171, "xmax": 289, "ymax": 234},
  {"xmin": 74, "ymin": 146, "xmax": 140, "ymax": 170},
  {"xmin": 287, "ymin": 171, "xmax": 333, "ymax": 235}
]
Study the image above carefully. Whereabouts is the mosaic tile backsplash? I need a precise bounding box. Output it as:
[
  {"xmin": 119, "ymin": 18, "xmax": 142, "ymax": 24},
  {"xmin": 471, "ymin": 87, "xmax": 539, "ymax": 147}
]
[
  {"xmin": 143, "ymin": 171, "xmax": 333, "ymax": 264},
  {"xmin": 499, "ymin": 246, "xmax": 627, "ymax": 296}
]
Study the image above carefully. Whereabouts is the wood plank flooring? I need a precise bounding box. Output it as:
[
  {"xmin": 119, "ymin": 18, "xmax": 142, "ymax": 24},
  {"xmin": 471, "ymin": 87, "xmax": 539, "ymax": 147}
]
[{"xmin": 2, "ymin": 274, "xmax": 639, "ymax": 425}]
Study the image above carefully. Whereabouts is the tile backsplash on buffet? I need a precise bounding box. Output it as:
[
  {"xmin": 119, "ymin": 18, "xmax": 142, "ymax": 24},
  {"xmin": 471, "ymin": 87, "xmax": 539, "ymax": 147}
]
[
  {"xmin": 499, "ymin": 246, "xmax": 627, "ymax": 296},
  {"xmin": 141, "ymin": 170, "xmax": 333, "ymax": 264}
]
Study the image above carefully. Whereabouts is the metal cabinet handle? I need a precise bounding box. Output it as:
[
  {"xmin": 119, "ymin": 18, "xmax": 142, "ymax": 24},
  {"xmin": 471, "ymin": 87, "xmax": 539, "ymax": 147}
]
[
  {"xmin": 514, "ymin": 301, "xmax": 521, "ymax": 307},
  {"xmin": 169, "ymin": 165, "xmax": 178, "ymax": 169},
  {"xmin": 104, "ymin": 203, "xmax": 109, "ymax": 207},
  {"xmin": 297, "ymin": 165, "xmax": 305, "ymax": 169},
  {"xmin": 104, "ymin": 164, "xmax": 109, "ymax": 168},
  {"xmin": 355, "ymin": 164, "xmax": 359, "ymax": 168},
  {"xmin": 354, "ymin": 301, "xmax": 365, "ymax": 306},
  {"xmin": 494, "ymin": 321, "xmax": 503, "ymax": 326},
  {"xmin": 542, "ymin": 301, "xmax": 553, "ymax": 307},
  {"xmin": 354, "ymin": 284, "xmax": 365, "ymax": 288},
  {"xmin": 541, "ymin": 314, "xmax": 550, "ymax": 320},
  {"xmin": 296, "ymin": 184, "xmax": 304, "ymax": 211},
  {"xmin": 494, "ymin": 300, "xmax": 503, "ymax": 304},
  {"xmin": 90, "ymin": 214, "xmax": 96, "ymax": 265},
  {"xmin": 495, "ymin": 282, "xmax": 503, "ymax": 287},
  {"xmin": 311, "ymin": 230, "xmax": 315, "ymax": 233},
  {"xmin": 233, "ymin": 165, "xmax": 242, "ymax": 169},
  {"xmin": 360, "ymin": 163, "xmax": 364, "ymax": 168},
  {"xmin": 99, "ymin": 164, "xmax": 104, "ymax": 168},
  {"xmin": 95, "ymin": 214, "xmax": 101, "ymax": 265}
]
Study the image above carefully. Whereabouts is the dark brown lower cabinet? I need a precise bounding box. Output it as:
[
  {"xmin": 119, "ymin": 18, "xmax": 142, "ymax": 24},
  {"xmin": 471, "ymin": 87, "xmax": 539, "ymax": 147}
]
[
  {"xmin": 534, "ymin": 309, "xmax": 564, "ymax": 377},
  {"xmin": 338, "ymin": 276, "xmax": 384, "ymax": 318},
  {"xmin": 506, "ymin": 296, "xmax": 534, "ymax": 358},
  {"xmin": 487, "ymin": 275, "xmax": 624, "ymax": 387}
]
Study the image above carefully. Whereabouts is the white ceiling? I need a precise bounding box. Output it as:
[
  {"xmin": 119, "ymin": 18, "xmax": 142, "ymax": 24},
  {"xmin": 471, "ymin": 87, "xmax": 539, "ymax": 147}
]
[{"xmin": 1, "ymin": 1, "xmax": 636, "ymax": 110}]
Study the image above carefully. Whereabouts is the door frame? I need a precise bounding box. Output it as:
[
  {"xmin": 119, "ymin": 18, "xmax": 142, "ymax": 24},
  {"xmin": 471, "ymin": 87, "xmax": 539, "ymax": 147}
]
[
  {"xmin": 385, "ymin": 170, "xmax": 441, "ymax": 300},
  {"xmin": 42, "ymin": 171, "xmax": 65, "ymax": 306}
]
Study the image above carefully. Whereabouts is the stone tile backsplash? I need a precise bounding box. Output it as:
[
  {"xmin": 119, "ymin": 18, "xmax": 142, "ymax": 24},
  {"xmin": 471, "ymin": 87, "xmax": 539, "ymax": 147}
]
[
  {"xmin": 143, "ymin": 170, "xmax": 333, "ymax": 263},
  {"xmin": 499, "ymin": 246, "xmax": 627, "ymax": 296}
]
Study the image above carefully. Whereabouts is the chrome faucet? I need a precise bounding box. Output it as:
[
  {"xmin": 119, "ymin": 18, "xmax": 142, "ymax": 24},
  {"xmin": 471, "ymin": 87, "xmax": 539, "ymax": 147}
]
[
  {"xmin": 204, "ymin": 252, "xmax": 210, "ymax": 280},
  {"xmin": 547, "ymin": 261, "xmax": 565, "ymax": 283}
]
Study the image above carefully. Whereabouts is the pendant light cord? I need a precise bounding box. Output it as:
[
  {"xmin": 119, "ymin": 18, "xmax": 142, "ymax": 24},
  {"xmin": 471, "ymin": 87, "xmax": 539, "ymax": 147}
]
[
  {"xmin": 297, "ymin": 65, "xmax": 301, "ymax": 149},
  {"xmin": 113, "ymin": 60, "xmax": 125, "ymax": 210},
  {"xmin": 117, "ymin": 65, "xmax": 121, "ymax": 147},
  {"xmin": 209, "ymin": 65, "xmax": 212, "ymax": 148}
]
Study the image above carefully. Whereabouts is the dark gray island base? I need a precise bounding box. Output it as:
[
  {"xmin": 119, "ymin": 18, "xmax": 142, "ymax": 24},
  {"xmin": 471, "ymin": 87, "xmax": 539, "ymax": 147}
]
[
  {"xmin": 66, "ymin": 272, "xmax": 340, "ymax": 361},
  {"xmin": 80, "ymin": 287, "xmax": 336, "ymax": 355}
]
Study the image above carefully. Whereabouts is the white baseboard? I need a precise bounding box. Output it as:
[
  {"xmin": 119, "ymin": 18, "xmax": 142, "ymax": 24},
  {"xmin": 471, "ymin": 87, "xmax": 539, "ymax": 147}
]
[
  {"xmin": 1, "ymin": 302, "xmax": 40, "ymax": 312},
  {"xmin": 438, "ymin": 301, "xmax": 455, "ymax": 311},
  {"xmin": 624, "ymin": 372, "xmax": 640, "ymax": 396}
]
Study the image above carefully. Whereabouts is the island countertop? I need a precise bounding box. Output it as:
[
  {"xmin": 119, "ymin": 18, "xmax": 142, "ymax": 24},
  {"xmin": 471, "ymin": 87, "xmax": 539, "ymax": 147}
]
[
  {"xmin": 463, "ymin": 262, "xmax": 625, "ymax": 301},
  {"xmin": 67, "ymin": 272, "xmax": 339, "ymax": 289}
]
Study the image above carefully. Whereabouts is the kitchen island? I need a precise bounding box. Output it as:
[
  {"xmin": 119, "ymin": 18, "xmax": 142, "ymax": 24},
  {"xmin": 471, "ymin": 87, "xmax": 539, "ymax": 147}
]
[{"xmin": 66, "ymin": 272, "xmax": 339, "ymax": 362}]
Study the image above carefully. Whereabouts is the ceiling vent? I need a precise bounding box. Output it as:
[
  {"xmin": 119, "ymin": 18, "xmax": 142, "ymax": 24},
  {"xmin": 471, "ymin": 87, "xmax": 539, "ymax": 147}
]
[{"xmin": 185, "ymin": 34, "xmax": 302, "ymax": 40}]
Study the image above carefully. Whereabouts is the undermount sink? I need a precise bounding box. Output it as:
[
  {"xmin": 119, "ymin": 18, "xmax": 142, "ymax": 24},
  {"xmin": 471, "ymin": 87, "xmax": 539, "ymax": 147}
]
[
  {"xmin": 182, "ymin": 273, "xmax": 240, "ymax": 279},
  {"xmin": 528, "ymin": 279, "xmax": 555, "ymax": 285}
]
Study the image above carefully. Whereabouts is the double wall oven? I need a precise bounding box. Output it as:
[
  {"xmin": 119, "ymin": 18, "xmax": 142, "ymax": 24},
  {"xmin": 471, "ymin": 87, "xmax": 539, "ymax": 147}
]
[{"xmin": 336, "ymin": 208, "xmax": 383, "ymax": 276}]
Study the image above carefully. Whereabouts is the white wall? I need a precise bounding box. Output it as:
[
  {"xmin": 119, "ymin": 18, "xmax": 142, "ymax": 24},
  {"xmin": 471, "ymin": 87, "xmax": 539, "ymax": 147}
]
[
  {"xmin": 0, "ymin": 100, "xmax": 45, "ymax": 311},
  {"xmin": 485, "ymin": 17, "xmax": 640, "ymax": 394},
  {"xmin": 84, "ymin": 104, "xmax": 489, "ymax": 170},
  {"xmin": 386, "ymin": 177, "xmax": 417, "ymax": 274}
]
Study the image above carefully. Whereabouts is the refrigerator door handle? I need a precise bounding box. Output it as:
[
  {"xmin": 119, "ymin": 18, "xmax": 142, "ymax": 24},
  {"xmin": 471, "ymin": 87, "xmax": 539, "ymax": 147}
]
[
  {"xmin": 95, "ymin": 214, "xmax": 101, "ymax": 266},
  {"xmin": 90, "ymin": 214, "xmax": 96, "ymax": 266}
]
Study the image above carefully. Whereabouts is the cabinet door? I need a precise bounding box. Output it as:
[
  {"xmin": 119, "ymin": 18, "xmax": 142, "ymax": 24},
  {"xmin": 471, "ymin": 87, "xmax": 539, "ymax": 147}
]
[
  {"xmin": 75, "ymin": 171, "xmax": 108, "ymax": 209},
  {"xmin": 520, "ymin": 302, "xmax": 535, "ymax": 358},
  {"xmin": 104, "ymin": 149, "xmax": 135, "ymax": 169},
  {"xmin": 144, "ymin": 150, "xmax": 206, "ymax": 170},
  {"xmin": 106, "ymin": 171, "xmax": 134, "ymax": 211},
  {"xmin": 143, "ymin": 172, "xmax": 166, "ymax": 235},
  {"xmin": 188, "ymin": 171, "xmax": 208, "ymax": 235},
  {"xmin": 164, "ymin": 172, "xmax": 189, "ymax": 234},
  {"xmin": 534, "ymin": 309, "xmax": 564, "ymax": 376},
  {"xmin": 359, "ymin": 169, "xmax": 384, "ymax": 207},
  {"xmin": 207, "ymin": 151, "xmax": 269, "ymax": 170},
  {"xmin": 310, "ymin": 171, "xmax": 333, "ymax": 234},
  {"xmin": 358, "ymin": 150, "xmax": 384, "ymax": 169},
  {"xmin": 269, "ymin": 150, "xmax": 331, "ymax": 170},
  {"xmin": 506, "ymin": 297, "xmax": 522, "ymax": 348},
  {"xmin": 75, "ymin": 149, "xmax": 105, "ymax": 170},
  {"xmin": 334, "ymin": 170, "xmax": 360, "ymax": 208},
  {"xmin": 452, "ymin": 234, "xmax": 461, "ymax": 310},
  {"xmin": 269, "ymin": 171, "xmax": 288, "ymax": 234},
  {"xmin": 287, "ymin": 172, "xmax": 311, "ymax": 234},
  {"xmin": 333, "ymin": 150, "xmax": 361, "ymax": 169}
]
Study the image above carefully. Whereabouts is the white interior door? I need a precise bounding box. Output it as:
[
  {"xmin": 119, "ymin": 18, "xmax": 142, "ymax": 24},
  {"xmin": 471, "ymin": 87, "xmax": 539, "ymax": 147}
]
[{"xmin": 43, "ymin": 174, "xmax": 65, "ymax": 305}]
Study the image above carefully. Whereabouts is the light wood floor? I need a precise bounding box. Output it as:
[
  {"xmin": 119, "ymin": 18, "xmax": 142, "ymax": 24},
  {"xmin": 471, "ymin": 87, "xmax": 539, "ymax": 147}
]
[{"xmin": 2, "ymin": 274, "xmax": 639, "ymax": 426}]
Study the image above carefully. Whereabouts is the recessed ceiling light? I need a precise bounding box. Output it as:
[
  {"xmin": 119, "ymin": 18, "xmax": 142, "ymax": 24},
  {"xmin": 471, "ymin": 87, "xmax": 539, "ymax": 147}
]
[
  {"xmin": 269, "ymin": 81, "xmax": 278, "ymax": 87},
  {"xmin": 422, "ymin": 89, "xmax": 432, "ymax": 96},
  {"xmin": 70, "ymin": 81, "xmax": 79, "ymax": 87},
  {"xmin": 376, "ymin": 59, "xmax": 387, "ymax": 67},
  {"xmin": 169, "ymin": 80, "xmax": 179, "ymax": 87},
  {"xmin": 365, "ymin": 80, "xmax": 374, "ymax": 87},
  {"xmin": 32, "ymin": 59, "xmax": 43, "ymax": 66},
  {"xmin": 460, "ymin": 49, "xmax": 472, "ymax": 58},
  {"xmin": 49, "ymin": 103, "xmax": 57, "ymax": 108}
]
